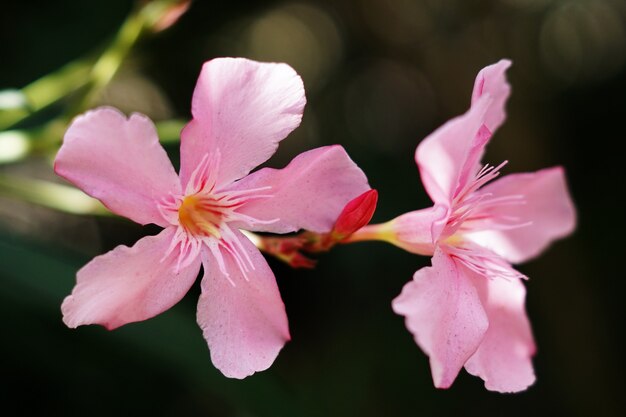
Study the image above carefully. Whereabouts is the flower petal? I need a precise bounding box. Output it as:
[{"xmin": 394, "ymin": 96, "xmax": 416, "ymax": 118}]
[
  {"xmin": 180, "ymin": 58, "xmax": 306, "ymax": 189},
  {"xmin": 415, "ymin": 97, "xmax": 491, "ymax": 205},
  {"xmin": 62, "ymin": 227, "xmax": 201, "ymax": 330},
  {"xmin": 55, "ymin": 107, "xmax": 181, "ymax": 226},
  {"xmin": 466, "ymin": 167, "xmax": 576, "ymax": 263},
  {"xmin": 392, "ymin": 248, "xmax": 488, "ymax": 388},
  {"xmin": 471, "ymin": 59, "xmax": 512, "ymax": 133},
  {"xmin": 464, "ymin": 275, "xmax": 536, "ymax": 393},
  {"xmin": 387, "ymin": 205, "xmax": 448, "ymax": 255},
  {"xmin": 197, "ymin": 230, "xmax": 290, "ymax": 379},
  {"xmin": 416, "ymin": 60, "xmax": 513, "ymax": 205},
  {"xmin": 225, "ymin": 145, "xmax": 370, "ymax": 233}
]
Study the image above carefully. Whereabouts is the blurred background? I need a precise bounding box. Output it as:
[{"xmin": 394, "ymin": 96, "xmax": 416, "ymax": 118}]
[{"xmin": 1, "ymin": 0, "xmax": 624, "ymax": 416}]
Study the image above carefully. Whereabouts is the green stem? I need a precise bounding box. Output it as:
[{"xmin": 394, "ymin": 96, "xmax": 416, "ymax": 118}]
[
  {"xmin": 75, "ymin": 7, "xmax": 148, "ymax": 111},
  {"xmin": 0, "ymin": 118, "xmax": 186, "ymax": 165},
  {"xmin": 0, "ymin": 59, "xmax": 93, "ymax": 131},
  {"xmin": 0, "ymin": 0, "xmax": 169, "ymax": 131}
]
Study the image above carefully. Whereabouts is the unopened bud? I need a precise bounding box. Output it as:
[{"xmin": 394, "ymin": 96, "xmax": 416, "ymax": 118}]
[
  {"xmin": 331, "ymin": 189, "xmax": 378, "ymax": 241},
  {"xmin": 145, "ymin": 0, "xmax": 191, "ymax": 33}
]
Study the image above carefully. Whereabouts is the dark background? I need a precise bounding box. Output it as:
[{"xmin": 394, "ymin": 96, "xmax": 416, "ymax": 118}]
[{"xmin": 1, "ymin": 0, "xmax": 624, "ymax": 416}]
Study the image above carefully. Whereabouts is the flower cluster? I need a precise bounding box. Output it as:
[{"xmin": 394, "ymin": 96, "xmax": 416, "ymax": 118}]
[{"xmin": 56, "ymin": 57, "xmax": 575, "ymax": 390}]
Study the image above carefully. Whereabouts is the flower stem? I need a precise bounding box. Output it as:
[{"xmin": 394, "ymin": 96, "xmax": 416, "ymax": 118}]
[
  {"xmin": 0, "ymin": 60, "xmax": 93, "ymax": 131},
  {"xmin": 0, "ymin": 0, "xmax": 185, "ymax": 132},
  {"xmin": 75, "ymin": 6, "xmax": 147, "ymax": 112},
  {"xmin": 341, "ymin": 224, "xmax": 389, "ymax": 243},
  {"xmin": 244, "ymin": 222, "xmax": 399, "ymax": 268}
]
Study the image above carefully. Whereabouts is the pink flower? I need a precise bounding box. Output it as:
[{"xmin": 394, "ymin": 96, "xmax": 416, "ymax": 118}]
[
  {"xmin": 55, "ymin": 58, "xmax": 370, "ymax": 378},
  {"xmin": 379, "ymin": 60, "xmax": 576, "ymax": 392}
]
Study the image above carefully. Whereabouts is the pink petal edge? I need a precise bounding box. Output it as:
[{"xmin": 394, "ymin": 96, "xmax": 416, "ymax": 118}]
[
  {"xmin": 180, "ymin": 57, "xmax": 306, "ymax": 189},
  {"xmin": 471, "ymin": 59, "xmax": 512, "ymax": 133},
  {"xmin": 62, "ymin": 227, "xmax": 201, "ymax": 330},
  {"xmin": 197, "ymin": 230, "xmax": 290, "ymax": 379},
  {"xmin": 464, "ymin": 273, "xmax": 536, "ymax": 393},
  {"xmin": 55, "ymin": 107, "xmax": 181, "ymax": 226},
  {"xmin": 415, "ymin": 97, "xmax": 492, "ymax": 205},
  {"xmin": 416, "ymin": 60, "xmax": 513, "ymax": 206},
  {"xmin": 392, "ymin": 248, "xmax": 488, "ymax": 388},
  {"xmin": 226, "ymin": 145, "xmax": 370, "ymax": 234},
  {"xmin": 466, "ymin": 166, "xmax": 577, "ymax": 263}
]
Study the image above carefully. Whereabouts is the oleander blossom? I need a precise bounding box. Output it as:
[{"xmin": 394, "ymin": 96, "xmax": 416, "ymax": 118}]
[
  {"xmin": 378, "ymin": 60, "xmax": 575, "ymax": 392},
  {"xmin": 55, "ymin": 58, "xmax": 370, "ymax": 378}
]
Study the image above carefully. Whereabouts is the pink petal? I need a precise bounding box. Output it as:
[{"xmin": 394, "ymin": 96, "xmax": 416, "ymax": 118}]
[
  {"xmin": 62, "ymin": 227, "xmax": 201, "ymax": 330},
  {"xmin": 388, "ymin": 205, "xmax": 448, "ymax": 255},
  {"xmin": 226, "ymin": 146, "xmax": 370, "ymax": 233},
  {"xmin": 464, "ymin": 275, "xmax": 536, "ymax": 393},
  {"xmin": 197, "ymin": 230, "xmax": 290, "ymax": 379},
  {"xmin": 416, "ymin": 60, "xmax": 513, "ymax": 206},
  {"xmin": 55, "ymin": 107, "xmax": 181, "ymax": 226},
  {"xmin": 471, "ymin": 59, "xmax": 512, "ymax": 133},
  {"xmin": 415, "ymin": 97, "xmax": 491, "ymax": 205},
  {"xmin": 180, "ymin": 58, "xmax": 306, "ymax": 189},
  {"xmin": 466, "ymin": 167, "xmax": 576, "ymax": 263},
  {"xmin": 392, "ymin": 249, "xmax": 488, "ymax": 388}
]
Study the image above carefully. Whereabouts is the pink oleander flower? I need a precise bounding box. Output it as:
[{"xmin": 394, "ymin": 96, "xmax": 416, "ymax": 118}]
[
  {"xmin": 370, "ymin": 60, "xmax": 576, "ymax": 392},
  {"xmin": 55, "ymin": 57, "xmax": 370, "ymax": 378}
]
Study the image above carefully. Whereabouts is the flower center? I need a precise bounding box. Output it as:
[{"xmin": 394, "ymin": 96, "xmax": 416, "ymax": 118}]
[
  {"xmin": 178, "ymin": 194, "xmax": 226, "ymax": 238},
  {"xmin": 442, "ymin": 234, "xmax": 463, "ymax": 247}
]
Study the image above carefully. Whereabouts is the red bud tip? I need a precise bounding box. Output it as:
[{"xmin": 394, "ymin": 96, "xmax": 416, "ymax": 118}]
[
  {"xmin": 332, "ymin": 189, "xmax": 378, "ymax": 240},
  {"xmin": 151, "ymin": 0, "xmax": 191, "ymax": 32}
]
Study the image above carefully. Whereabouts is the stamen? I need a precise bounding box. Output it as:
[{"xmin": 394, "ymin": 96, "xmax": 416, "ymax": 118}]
[
  {"xmin": 222, "ymin": 185, "xmax": 273, "ymax": 198},
  {"xmin": 221, "ymin": 225, "xmax": 255, "ymax": 274},
  {"xmin": 168, "ymin": 155, "xmax": 288, "ymax": 284},
  {"xmin": 446, "ymin": 244, "xmax": 526, "ymax": 280},
  {"xmin": 443, "ymin": 162, "xmax": 530, "ymax": 238},
  {"xmin": 202, "ymin": 150, "xmax": 221, "ymax": 193},
  {"xmin": 186, "ymin": 154, "xmax": 210, "ymax": 196},
  {"xmin": 220, "ymin": 239, "xmax": 251, "ymax": 282},
  {"xmin": 156, "ymin": 193, "xmax": 183, "ymax": 225},
  {"xmin": 233, "ymin": 213, "xmax": 280, "ymax": 227},
  {"xmin": 185, "ymin": 150, "xmax": 222, "ymax": 195},
  {"xmin": 180, "ymin": 238, "xmax": 202, "ymax": 270},
  {"xmin": 161, "ymin": 227, "xmax": 186, "ymax": 263},
  {"xmin": 453, "ymin": 160, "xmax": 508, "ymax": 206},
  {"xmin": 175, "ymin": 238, "xmax": 190, "ymax": 273},
  {"xmin": 206, "ymin": 238, "xmax": 235, "ymax": 287},
  {"xmin": 460, "ymin": 194, "xmax": 529, "ymax": 232}
]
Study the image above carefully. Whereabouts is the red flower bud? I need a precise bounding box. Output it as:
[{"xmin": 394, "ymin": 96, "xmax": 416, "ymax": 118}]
[
  {"xmin": 331, "ymin": 189, "xmax": 378, "ymax": 240},
  {"xmin": 285, "ymin": 252, "xmax": 317, "ymax": 269},
  {"xmin": 150, "ymin": 0, "xmax": 192, "ymax": 33}
]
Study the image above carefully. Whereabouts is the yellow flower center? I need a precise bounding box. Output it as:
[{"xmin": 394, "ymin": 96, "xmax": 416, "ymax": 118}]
[{"xmin": 178, "ymin": 194, "xmax": 224, "ymax": 238}]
